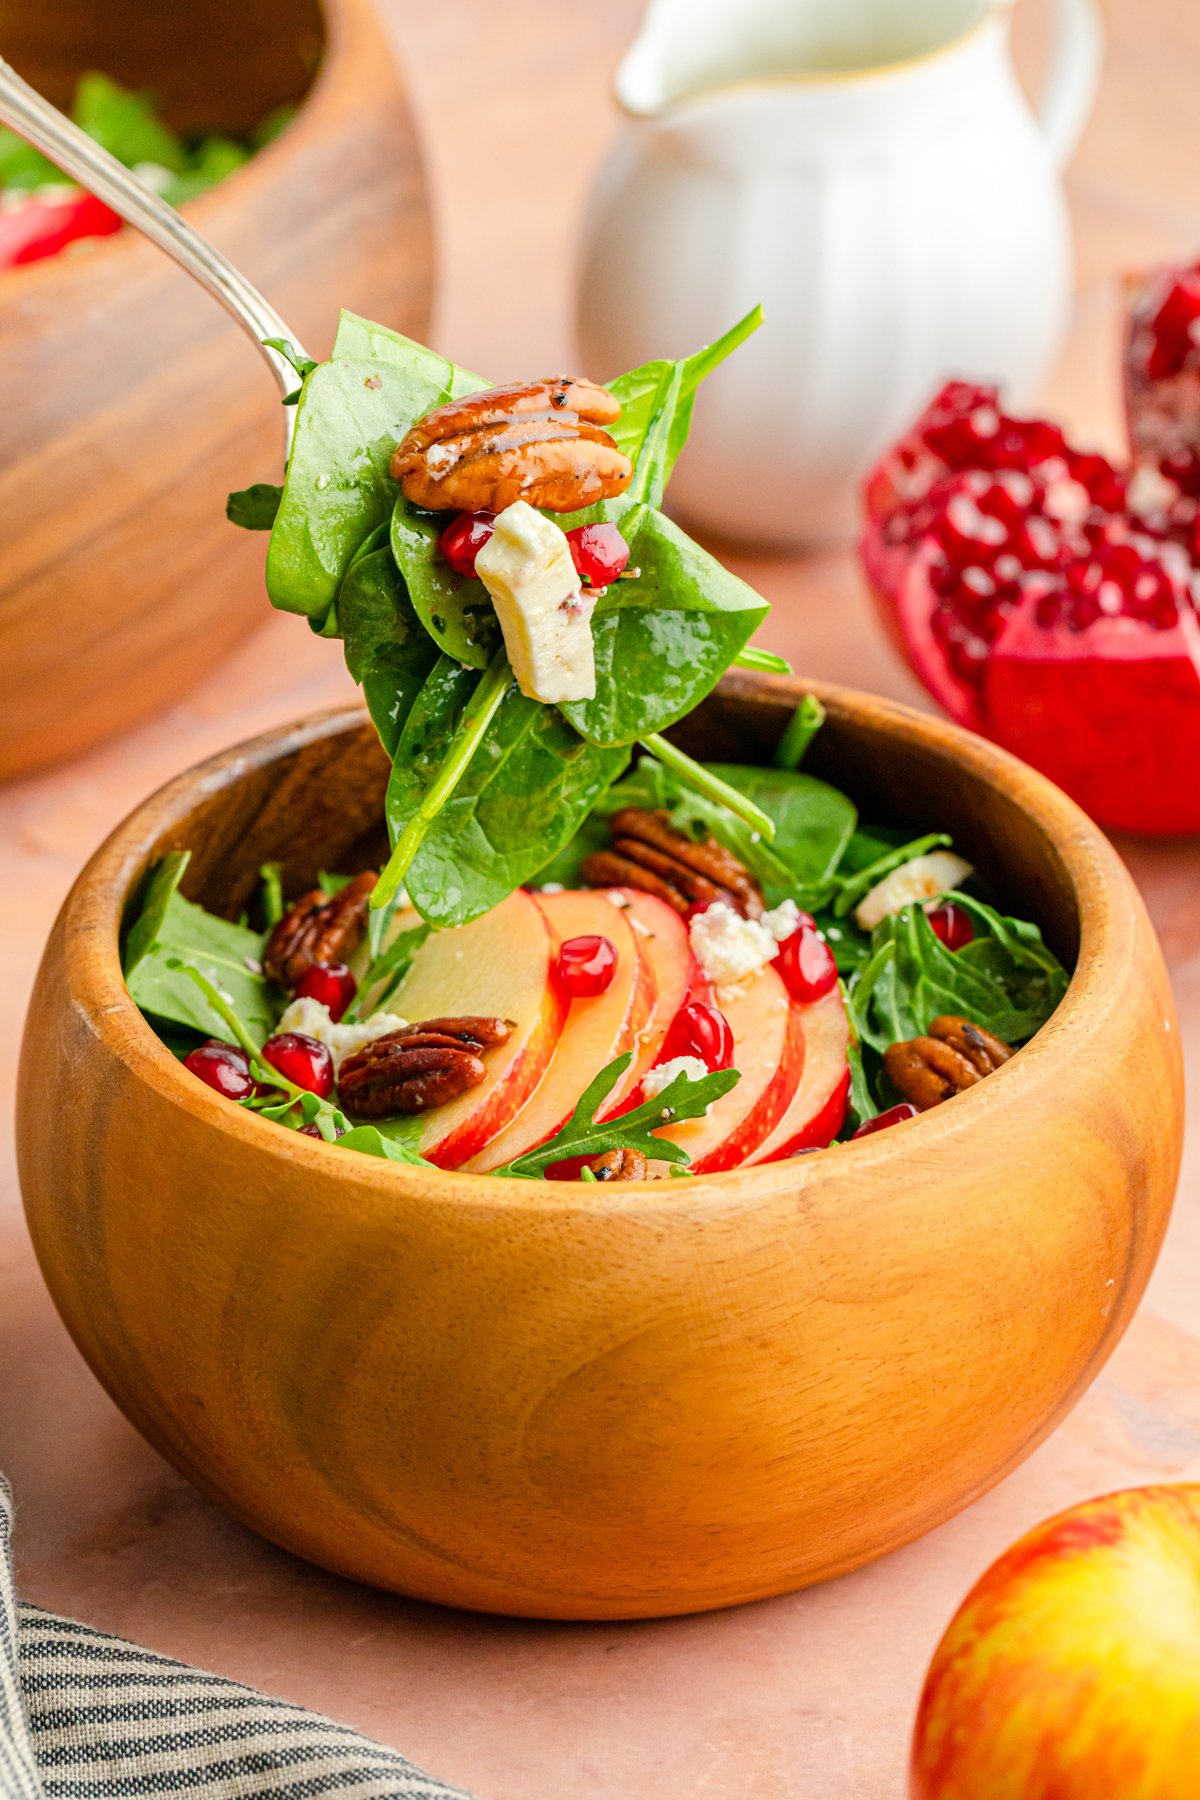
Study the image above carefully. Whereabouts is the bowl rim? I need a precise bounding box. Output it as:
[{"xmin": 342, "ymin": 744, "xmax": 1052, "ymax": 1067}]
[
  {"xmin": 0, "ymin": 0, "xmax": 371, "ymax": 301},
  {"xmin": 50, "ymin": 674, "xmax": 1145, "ymax": 1213}
]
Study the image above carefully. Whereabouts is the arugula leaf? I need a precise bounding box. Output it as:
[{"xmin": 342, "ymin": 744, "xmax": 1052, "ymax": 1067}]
[
  {"xmin": 226, "ymin": 483, "xmax": 282, "ymax": 530},
  {"xmin": 259, "ymin": 862, "xmax": 284, "ymax": 930},
  {"xmin": 266, "ymin": 347, "xmax": 479, "ymax": 625},
  {"xmin": 390, "ymin": 503, "xmax": 502, "ymax": 669},
  {"xmin": 352, "ymin": 920, "xmax": 431, "ymax": 1018},
  {"xmin": 845, "ymin": 895, "xmax": 1069, "ymax": 1056},
  {"xmin": 385, "ymin": 659, "xmax": 629, "ymax": 925},
  {"xmin": 494, "ymin": 1052, "xmax": 741, "ymax": 1179},
  {"xmin": 124, "ymin": 870, "xmax": 275, "ymax": 1044},
  {"xmin": 335, "ymin": 543, "xmax": 440, "ymax": 756},
  {"xmin": 558, "ymin": 508, "xmax": 768, "ymax": 747}
]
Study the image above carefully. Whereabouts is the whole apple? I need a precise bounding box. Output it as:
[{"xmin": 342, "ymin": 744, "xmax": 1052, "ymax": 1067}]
[{"xmin": 911, "ymin": 1486, "xmax": 1200, "ymax": 1799}]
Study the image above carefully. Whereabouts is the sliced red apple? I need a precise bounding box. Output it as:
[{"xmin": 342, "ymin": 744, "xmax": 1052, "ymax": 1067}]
[
  {"xmin": 654, "ymin": 963, "xmax": 805, "ymax": 1175},
  {"xmin": 602, "ymin": 887, "xmax": 699, "ymax": 1108},
  {"xmin": 466, "ymin": 890, "xmax": 655, "ymax": 1172},
  {"xmin": 385, "ymin": 888, "xmax": 565, "ymax": 1169},
  {"xmin": 744, "ymin": 986, "xmax": 850, "ymax": 1165}
]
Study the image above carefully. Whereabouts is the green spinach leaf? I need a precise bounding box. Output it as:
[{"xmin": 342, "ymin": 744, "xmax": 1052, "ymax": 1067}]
[
  {"xmin": 558, "ymin": 509, "xmax": 768, "ymax": 747},
  {"xmin": 124, "ymin": 871, "xmax": 276, "ymax": 1044},
  {"xmin": 226, "ymin": 483, "xmax": 281, "ymax": 530},
  {"xmin": 336, "ymin": 544, "xmax": 441, "ymax": 756},
  {"xmin": 336, "ymin": 1124, "xmax": 436, "ymax": 1167},
  {"xmin": 845, "ymin": 895, "xmax": 1069, "ymax": 1056},
  {"xmin": 124, "ymin": 851, "xmax": 190, "ymax": 974},
  {"xmin": 390, "ymin": 503, "xmax": 502, "ymax": 669},
  {"xmin": 386, "ymin": 658, "xmax": 629, "ymax": 926}
]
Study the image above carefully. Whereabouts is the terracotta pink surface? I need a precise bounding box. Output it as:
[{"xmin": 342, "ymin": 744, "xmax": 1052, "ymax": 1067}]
[{"xmin": 2, "ymin": 0, "xmax": 1200, "ymax": 1795}]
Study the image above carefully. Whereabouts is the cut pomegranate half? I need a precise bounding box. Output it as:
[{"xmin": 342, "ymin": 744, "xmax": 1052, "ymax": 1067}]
[{"xmin": 861, "ymin": 364, "xmax": 1200, "ymax": 835}]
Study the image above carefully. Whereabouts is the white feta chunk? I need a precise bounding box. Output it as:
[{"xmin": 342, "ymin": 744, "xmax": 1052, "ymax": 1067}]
[
  {"xmin": 642, "ymin": 1055, "xmax": 711, "ymax": 1101},
  {"xmin": 853, "ymin": 852, "xmax": 973, "ymax": 932},
  {"xmin": 277, "ymin": 997, "xmax": 410, "ymax": 1072},
  {"xmin": 689, "ymin": 901, "xmax": 779, "ymax": 990},
  {"xmin": 474, "ymin": 500, "xmax": 597, "ymax": 703},
  {"xmin": 761, "ymin": 898, "xmax": 803, "ymax": 943}
]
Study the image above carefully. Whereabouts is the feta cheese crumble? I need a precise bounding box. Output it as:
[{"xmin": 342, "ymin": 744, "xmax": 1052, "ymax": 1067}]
[
  {"xmin": 853, "ymin": 852, "xmax": 973, "ymax": 932},
  {"xmin": 761, "ymin": 898, "xmax": 803, "ymax": 943},
  {"xmin": 276, "ymin": 997, "xmax": 409, "ymax": 1072},
  {"xmin": 688, "ymin": 901, "xmax": 779, "ymax": 989},
  {"xmin": 474, "ymin": 501, "xmax": 597, "ymax": 703},
  {"xmin": 642, "ymin": 1054, "xmax": 709, "ymax": 1099}
]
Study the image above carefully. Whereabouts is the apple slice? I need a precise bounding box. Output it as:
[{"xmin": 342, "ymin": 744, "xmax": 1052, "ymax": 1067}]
[
  {"xmin": 466, "ymin": 890, "xmax": 655, "ymax": 1172},
  {"xmin": 744, "ymin": 986, "xmax": 851, "ymax": 1165},
  {"xmin": 654, "ymin": 963, "xmax": 805, "ymax": 1175},
  {"xmin": 386, "ymin": 888, "xmax": 565, "ymax": 1169},
  {"xmin": 603, "ymin": 888, "xmax": 699, "ymax": 1106}
]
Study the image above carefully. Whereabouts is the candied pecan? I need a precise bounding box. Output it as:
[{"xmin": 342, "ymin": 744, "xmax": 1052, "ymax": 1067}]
[
  {"xmin": 582, "ymin": 807, "xmax": 764, "ymax": 918},
  {"xmin": 884, "ymin": 1014, "xmax": 1013, "ymax": 1111},
  {"xmin": 263, "ymin": 871, "xmax": 377, "ymax": 990},
  {"xmin": 338, "ymin": 1016, "xmax": 511, "ymax": 1118},
  {"xmin": 587, "ymin": 1147, "xmax": 649, "ymax": 1181},
  {"xmin": 391, "ymin": 377, "xmax": 633, "ymax": 514}
]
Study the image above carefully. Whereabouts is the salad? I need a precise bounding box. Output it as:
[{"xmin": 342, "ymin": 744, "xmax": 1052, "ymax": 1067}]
[
  {"xmin": 0, "ymin": 73, "xmax": 288, "ymax": 269},
  {"xmin": 123, "ymin": 309, "xmax": 1069, "ymax": 1179}
]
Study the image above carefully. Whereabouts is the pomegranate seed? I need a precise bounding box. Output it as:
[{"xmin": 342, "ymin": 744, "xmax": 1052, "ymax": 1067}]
[
  {"xmin": 852, "ymin": 1103, "xmax": 919, "ymax": 1139},
  {"xmin": 566, "ymin": 522, "xmax": 630, "ymax": 588},
  {"xmin": 262, "ymin": 1031, "xmax": 334, "ymax": 1097},
  {"xmin": 1144, "ymin": 276, "xmax": 1200, "ymax": 381},
  {"xmin": 658, "ymin": 1000, "xmax": 735, "ymax": 1072},
  {"xmin": 298, "ymin": 1121, "xmax": 346, "ymax": 1139},
  {"xmin": 925, "ymin": 902, "xmax": 974, "ymax": 951},
  {"xmin": 776, "ymin": 924, "xmax": 838, "ymax": 1003},
  {"xmin": 555, "ymin": 934, "xmax": 617, "ymax": 997},
  {"xmin": 440, "ymin": 510, "xmax": 495, "ymax": 577},
  {"xmin": 295, "ymin": 960, "xmax": 357, "ymax": 1022},
  {"xmin": 184, "ymin": 1040, "xmax": 253, "ymax": 1100}
]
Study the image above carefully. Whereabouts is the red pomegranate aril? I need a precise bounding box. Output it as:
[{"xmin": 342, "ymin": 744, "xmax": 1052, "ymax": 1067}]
[
  {"xmin": 658, "ymin": 999, "xmax": 735, "ymax": 1072},
  {"xmin": 1144, "ymin": 276, "xmax": 1200, "ymax": 381},
  {"xmin": 183, "ymin": 1040, "xmax": 254, "ymax": 1100},
  {"xmin": 555, "ymin": 933, "xmax": 617, "ymax": 997},
  {"xmin": 852, "ymin": 1103, "xmax": 919, "ymax": 1139},
  {"xmin": 262, "ymin": 1031, "xmax": 334, "ymax": 1098},
  {"xmin": 776, "ymin": 924, "xmax": 838, "ymax": 1004},
  {"xmin": 440, "ymin": 509, "xmax": 496, "ymax": 577},
  {"xmin": 294, "ymin": 960, "xmax": 357, "ymax": 1022},
  {"xmin": 566, "ymin": 521, "xmax": 630, "ymax": 589},
  {"xmin": 925, "ymin": 902, "xmax": 974, "ymax": 952}
]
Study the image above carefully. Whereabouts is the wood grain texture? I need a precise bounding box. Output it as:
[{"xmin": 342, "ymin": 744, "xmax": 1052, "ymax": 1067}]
[
  {"xmin": 0, "ymin": 0, "xmax": 433, "ymax": 784},
  {"xmin": 15, "ymin": 676, "xmax": 1184, "ymax": 1619}
]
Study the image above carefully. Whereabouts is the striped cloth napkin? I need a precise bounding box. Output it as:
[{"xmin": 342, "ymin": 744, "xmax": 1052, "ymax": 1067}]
[{"xmin": 1, "ymin": 1480, "xmax": 477, "ymax": 1799}]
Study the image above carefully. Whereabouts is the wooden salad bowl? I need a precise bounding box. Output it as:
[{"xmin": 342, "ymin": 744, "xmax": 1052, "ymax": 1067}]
[
  {"xmin": 0, "ymin": 0, "xmax": 432, "ymax": 783},
  {"xmin": 17, "ymin": 675, "xmax": 1184, "ymax": 1619}
]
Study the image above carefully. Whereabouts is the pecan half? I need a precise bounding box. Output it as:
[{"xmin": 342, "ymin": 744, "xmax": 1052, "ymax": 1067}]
[
  {"xmin": 884, "ymin": 1015, "xmax": 1013, "ymax": 1111},
  {"xmin": 263, "ymin": 871, "xmax": 378, "ymax": 990},
  {"xmin": 391, "ymin": 377, "xmax": 633, "ymax": 514},
  {"xmin": 587, "ymin": 1147, "xmax": 649, "ymax": 1181},
  {"xmin": 338, "ymin": 1016, "xmax": 511, "ymax": 1118},
  {"xmin": 582, "ymin": 808, "xmax": 764, "ymax": 919}
]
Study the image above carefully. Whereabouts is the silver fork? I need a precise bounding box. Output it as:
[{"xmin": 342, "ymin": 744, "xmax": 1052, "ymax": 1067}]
[{"xmin": 0, "ymin": 54, "xmax": 308, "ymax": 451}]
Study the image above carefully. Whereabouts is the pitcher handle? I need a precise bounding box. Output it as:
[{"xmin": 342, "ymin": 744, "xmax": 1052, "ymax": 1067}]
[{"xmin": 1034, "ymin": 0, "xmax": 1105, "ymax": 169}]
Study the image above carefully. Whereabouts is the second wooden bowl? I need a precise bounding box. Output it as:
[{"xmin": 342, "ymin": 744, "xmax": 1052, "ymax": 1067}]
[
  {"xmin": 0, "ymin": 0, "xmax": 432, "ymax": 782},
  {"xmin": 16, "ymin": 675, "xmax": 1183, "ymax": 1618}
]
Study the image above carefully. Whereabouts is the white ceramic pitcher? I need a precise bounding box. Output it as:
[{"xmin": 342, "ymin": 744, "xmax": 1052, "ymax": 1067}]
[{"xmin": 576, "ymin": 0, "xmax": 1104, "ymax": 546}]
